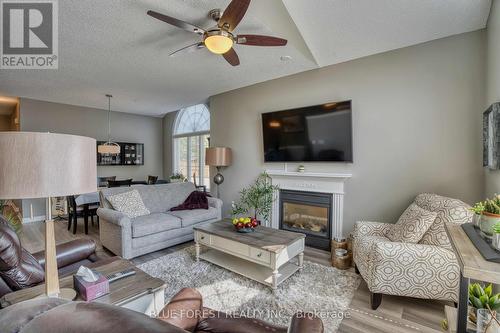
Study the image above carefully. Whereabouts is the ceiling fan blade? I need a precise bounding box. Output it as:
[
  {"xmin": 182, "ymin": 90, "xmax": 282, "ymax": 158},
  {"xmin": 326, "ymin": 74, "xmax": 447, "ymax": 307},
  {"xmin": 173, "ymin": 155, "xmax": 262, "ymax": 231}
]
[
  {"xmin": 237, "ymin": 34, "xmax": 287, "ymax": 46},
  {"xmin": 218, "ymin": 0, "xmax": 250, "ymax": 32},
  {"xmin": 169, "ymin": 42, "xmax": 205, "ymax": 57},
  {"xmin": 147, "ymin": 10, "xmax": 205, "ymax": 35},
  {"xmin": 222, "ymin": 48, "xmax": 240, "ymax": 66}
]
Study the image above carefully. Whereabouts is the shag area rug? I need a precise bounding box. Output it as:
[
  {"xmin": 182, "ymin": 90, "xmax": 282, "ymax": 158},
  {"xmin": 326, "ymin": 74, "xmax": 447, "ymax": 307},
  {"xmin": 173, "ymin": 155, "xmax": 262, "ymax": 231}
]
[{"xmin": 138, "ymin": 246, "xmax": 360, "ymax": 332}]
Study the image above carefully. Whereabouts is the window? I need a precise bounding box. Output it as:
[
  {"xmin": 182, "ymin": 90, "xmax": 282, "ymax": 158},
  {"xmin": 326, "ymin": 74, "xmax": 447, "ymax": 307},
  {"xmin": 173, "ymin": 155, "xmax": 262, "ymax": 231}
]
[{"xmin": 173, "ymin": 104, "xmax": 210, "ymax": 190}]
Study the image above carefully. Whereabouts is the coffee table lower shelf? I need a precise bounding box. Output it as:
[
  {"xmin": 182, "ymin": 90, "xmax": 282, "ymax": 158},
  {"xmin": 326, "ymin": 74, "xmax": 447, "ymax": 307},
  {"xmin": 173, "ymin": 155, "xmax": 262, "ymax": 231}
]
[{"xmin": 199, "ymin": 249, "xmax": 300, "ymax": 289}]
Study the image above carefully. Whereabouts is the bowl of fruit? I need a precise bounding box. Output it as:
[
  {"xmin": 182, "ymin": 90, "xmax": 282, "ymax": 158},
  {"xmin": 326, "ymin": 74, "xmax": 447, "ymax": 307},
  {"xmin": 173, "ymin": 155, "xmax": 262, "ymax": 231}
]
[{"xmin": 231, "ymin": 217, "xmax": 259, "ymax": 233}]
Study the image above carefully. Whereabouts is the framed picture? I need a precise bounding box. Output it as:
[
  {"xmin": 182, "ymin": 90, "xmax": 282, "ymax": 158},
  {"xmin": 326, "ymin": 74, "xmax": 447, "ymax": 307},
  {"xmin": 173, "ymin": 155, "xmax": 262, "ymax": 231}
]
[{"xmin": 483, "ymin": 102, "xmax": 500, "ymax": 169}]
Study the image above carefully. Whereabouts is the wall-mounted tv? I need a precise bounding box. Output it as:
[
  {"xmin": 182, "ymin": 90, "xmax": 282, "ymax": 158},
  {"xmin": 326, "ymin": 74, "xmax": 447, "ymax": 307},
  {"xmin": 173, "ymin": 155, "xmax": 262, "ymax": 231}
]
[{"xmin": 262, "ymin": 100, "xmax": 352, "ymax": 162}]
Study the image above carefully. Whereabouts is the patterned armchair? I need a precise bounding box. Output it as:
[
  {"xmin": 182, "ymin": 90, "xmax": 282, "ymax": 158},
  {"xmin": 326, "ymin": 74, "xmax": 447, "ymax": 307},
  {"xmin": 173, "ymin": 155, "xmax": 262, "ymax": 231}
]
[{"xmin": 352, "ymin": 193, "xmax": 473, "ymax": 310}]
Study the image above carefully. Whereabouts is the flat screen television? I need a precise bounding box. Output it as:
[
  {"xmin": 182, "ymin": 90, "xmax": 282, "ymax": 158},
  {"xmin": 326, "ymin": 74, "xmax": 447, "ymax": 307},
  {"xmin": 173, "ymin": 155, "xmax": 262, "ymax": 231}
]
[{"xmin": 262, "ymin": 100, "xmax": 352, "ymax": 162}]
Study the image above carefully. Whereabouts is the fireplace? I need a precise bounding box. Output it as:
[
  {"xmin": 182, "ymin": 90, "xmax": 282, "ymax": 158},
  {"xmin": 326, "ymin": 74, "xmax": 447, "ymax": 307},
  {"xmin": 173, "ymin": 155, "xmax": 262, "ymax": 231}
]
[{"xmin": 279, "ymin": 189, "xmax": 332, "ymax": 250}]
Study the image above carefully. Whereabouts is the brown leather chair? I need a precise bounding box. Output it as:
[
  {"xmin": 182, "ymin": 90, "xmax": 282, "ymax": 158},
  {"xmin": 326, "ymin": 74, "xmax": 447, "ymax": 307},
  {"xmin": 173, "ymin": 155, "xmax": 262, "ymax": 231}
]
[
  {"xmin": 0, "ymin": 288, "xmax": 324, "ymax": 333},
  {"xmin": 0, "ymin": 221, "xmax": 101, "ymax": 299}
]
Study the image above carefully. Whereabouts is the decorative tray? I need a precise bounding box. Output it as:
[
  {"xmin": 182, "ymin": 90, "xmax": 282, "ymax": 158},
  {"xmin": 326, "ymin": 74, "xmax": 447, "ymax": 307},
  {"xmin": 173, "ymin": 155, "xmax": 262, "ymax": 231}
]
[{"xmin": 461, "ymin": 223, "xmax": 500, "ymax": 263}]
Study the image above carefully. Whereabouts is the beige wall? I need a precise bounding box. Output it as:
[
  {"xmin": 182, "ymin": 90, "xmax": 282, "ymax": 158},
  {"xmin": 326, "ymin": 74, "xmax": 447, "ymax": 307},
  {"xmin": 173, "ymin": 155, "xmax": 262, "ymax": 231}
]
[
  {"xmin": 486, "ymin": 0, "xmax": 500, "ymax": 196},
  {"xmin": 210, "ymin": 31, "xmax": 485, "ymax": 236},
  {"xmin": 19, "ymin": 98, "xmax": 164, "ymax": 219}
]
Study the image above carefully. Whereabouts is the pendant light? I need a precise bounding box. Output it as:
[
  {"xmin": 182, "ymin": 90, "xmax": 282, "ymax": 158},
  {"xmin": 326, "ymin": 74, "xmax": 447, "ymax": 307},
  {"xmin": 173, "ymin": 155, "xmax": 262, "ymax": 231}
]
[{"xmin": 98, "ymin": 94, "xmax": 120, "ymax": 155}]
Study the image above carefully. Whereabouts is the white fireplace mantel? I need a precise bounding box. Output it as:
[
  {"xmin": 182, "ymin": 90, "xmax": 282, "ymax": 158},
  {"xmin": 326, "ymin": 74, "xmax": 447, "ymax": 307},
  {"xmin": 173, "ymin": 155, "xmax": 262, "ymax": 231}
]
[
  {"xmin": 266, "ymin": 170, "xmax": 352, "ymax": 240},
  {"xmin": 266, "ymin": 170, "xmax": 352, "ymax": 180}
]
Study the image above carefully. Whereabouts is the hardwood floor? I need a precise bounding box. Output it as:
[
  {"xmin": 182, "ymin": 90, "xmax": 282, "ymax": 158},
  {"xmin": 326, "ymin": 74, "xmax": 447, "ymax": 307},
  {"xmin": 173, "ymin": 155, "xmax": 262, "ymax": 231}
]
[{"xmin": 19, "ymin": 218, "xmax": 447, "ymax": 332}]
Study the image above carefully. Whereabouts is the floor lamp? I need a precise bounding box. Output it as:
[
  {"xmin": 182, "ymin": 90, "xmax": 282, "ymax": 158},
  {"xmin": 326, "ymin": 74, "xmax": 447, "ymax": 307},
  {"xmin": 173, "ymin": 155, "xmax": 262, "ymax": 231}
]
[
  {"xmin": 205, "ymin": 147, "xmax": 232, "ymax": 198},
  {"xmin": 0, "ymin": 132, "xmax": 97, "ymax": 298}
]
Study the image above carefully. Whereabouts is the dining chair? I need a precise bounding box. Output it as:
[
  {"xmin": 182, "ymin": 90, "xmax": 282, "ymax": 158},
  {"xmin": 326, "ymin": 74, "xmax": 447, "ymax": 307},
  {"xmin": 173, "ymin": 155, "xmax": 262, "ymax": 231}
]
[
  {"xmin": 66, "ymin": 195, "xmax": 99, "ymax": 235},
  {"xmin": 192, "ymin": 172, "xmax": 207, "ymax": 193},
  {"xmin": 97, "ymin": 176, "xmax": 116, "ymax": 187},
  {"xmin": 147, "ymin": 175, "xmax": 158, "ymax": 185},
  {"xmin": 107, "ymin": 179, "xmax": 133, "ymax": 188}
]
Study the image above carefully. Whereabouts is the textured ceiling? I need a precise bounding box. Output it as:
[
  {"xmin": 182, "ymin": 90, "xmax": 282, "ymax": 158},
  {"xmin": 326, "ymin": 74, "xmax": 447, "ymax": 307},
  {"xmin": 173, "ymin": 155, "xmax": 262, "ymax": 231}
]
[{"xmin": 0, "ymin": 0, "xmax": 491, "ymax": 116}]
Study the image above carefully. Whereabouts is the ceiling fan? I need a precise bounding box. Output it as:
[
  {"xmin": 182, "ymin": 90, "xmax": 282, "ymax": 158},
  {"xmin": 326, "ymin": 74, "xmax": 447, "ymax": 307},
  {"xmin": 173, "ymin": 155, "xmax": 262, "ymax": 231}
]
[{"xmin": 147, "ymin": 0, "xmax": 287, "ymax": 66}]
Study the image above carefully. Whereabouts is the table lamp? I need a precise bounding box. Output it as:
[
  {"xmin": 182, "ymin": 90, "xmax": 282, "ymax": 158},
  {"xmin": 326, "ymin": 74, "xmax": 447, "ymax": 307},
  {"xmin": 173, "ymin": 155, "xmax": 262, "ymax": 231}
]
[
  {"xmin": 0, "ymin": 132, "xmax": 97, "ymax": 299},
  {"xmin": 205, "ymin": 147, "xmax": 232, "ymax": 198}
]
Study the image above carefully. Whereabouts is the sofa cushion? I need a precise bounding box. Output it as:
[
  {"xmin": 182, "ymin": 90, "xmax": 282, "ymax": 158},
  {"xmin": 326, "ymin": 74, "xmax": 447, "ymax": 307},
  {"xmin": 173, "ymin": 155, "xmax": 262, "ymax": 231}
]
[
  {"xmin": 107, "ymin": 189, "xmax": 150, "ymax": 218},
  {"xmin": 100, "ymin": 183, "xmax": 196, "ymax": 213},
  {"xmin": 387, "ymin": 203, "xmax": 437, "ymax": 243},
  {"xmin": 168, "ymin": 207, "xmax": 219, "ymax": 228},
  {"xmin": 132, "ymin": 213, "xmax": 181, "ymax": 238}
]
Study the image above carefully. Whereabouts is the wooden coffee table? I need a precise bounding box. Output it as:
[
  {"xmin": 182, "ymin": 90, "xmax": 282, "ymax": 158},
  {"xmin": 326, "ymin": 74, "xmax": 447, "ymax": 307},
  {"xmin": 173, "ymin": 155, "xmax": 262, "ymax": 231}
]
[
  {"xmin": 194, "ymin": 219, "xmax": 305, "ymax": 289},
  {"xmin": 0, "ymin": 258, "xmax": 166, "ymax": 316}
]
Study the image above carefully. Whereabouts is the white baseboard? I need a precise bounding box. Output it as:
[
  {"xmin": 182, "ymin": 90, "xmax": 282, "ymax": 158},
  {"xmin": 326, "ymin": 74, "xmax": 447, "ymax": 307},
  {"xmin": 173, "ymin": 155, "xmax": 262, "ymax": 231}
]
[{"xmin": 22, "ymin": 215, "xmax": 46, "ymax": 223}]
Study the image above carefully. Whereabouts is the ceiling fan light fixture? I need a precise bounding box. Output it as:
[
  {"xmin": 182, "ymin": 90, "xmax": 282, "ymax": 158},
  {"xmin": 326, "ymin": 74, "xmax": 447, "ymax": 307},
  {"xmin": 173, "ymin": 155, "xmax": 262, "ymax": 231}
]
[{"xmin": 204, "ymin": 31, "xmax": 234, "ymax": 55}]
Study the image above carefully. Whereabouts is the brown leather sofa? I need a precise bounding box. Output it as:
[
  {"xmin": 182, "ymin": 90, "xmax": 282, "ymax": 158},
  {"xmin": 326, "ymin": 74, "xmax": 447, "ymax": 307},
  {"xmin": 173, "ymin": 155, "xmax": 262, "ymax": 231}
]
[
  {"xmin": 0, "ymin": 221, "xmax": 100, "ymax": 299},
  {"xmin": 0, "ymin": 288, "xmax": 324, "ymax": 333}
]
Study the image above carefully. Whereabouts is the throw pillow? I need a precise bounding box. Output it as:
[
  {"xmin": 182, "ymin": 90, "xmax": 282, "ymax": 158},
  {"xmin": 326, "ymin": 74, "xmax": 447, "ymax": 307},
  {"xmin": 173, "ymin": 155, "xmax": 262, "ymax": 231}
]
[
  {"xmin": 387, "ymin": 203, "xmax": 437, "ymax": 243},
  {"xmin": 171, "ymin": 191, "xmax": 211, "ymax": 211},
  {"xmin": 106, "ymin": 189, "xmax": 150, "ymax": 218}
]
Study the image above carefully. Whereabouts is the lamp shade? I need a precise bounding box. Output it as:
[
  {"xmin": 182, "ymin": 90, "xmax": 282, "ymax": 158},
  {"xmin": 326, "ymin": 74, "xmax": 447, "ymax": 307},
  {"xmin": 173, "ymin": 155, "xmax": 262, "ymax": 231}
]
[
  {"xmin": 205, "ymin": 147, "xmax": 232, "ymax": 167},
  {"xmin": 0, "ymin": 132, "xmax": 97, "ymax": 199}
]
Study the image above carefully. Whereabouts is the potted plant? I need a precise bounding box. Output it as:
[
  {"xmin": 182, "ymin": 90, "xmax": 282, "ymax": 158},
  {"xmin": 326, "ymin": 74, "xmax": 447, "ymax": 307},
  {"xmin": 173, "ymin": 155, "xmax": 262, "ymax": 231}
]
[
  {"xmin": 471, "ymin": 201, "xmax": 486, "ymax": 227},
  {"xmin": 231, "ymin": 172, "xmax": 279, "ymax": 226},
  {"xmin": 169, "ymin": 173, "xmax": 186, "ymax": 183},
  {"xmin": 471, "ymin": 195, "xmax": 500, "ymax": 239},
  {"xmin": 0, "ymin": 200, "xmax": 22, "ymax": 234},
  {"xmin": 493, "ymin": 222, "xmax": 500, "ymax": 251},
  {"xmin": 468, "ymin": 283, "xmax": 500, "ymax": 324}
]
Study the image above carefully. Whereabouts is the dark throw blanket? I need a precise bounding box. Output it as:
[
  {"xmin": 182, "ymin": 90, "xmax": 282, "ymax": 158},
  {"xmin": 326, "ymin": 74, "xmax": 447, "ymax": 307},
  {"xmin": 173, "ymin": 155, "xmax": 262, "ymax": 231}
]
[{"xmin": 170, "ymin": 191, "xmax": 211, "ymax": 211}]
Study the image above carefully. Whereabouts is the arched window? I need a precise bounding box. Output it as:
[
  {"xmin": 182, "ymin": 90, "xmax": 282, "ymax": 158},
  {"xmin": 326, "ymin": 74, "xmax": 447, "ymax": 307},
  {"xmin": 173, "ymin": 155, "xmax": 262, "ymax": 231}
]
[{"xmin": 173, "ymin": 104, "xmax": 210, "ymax": 189}]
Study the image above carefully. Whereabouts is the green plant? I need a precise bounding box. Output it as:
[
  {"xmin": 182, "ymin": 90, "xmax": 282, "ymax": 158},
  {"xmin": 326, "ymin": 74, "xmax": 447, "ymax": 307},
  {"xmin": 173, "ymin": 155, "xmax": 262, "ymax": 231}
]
[
  {"xmin": 471, "ymin": 195, "xmax": 500, "ymax": 215},
  {"xmin": 471, "ymin": 201, "xmax": 486, "ymax": 215},
  {"xmin": 231, "ymin": 172, "xmax": 279, "ymax": 224},
  {"xmin": 469, "ymin": 283, "xmax": 500, "ymax": 311},
  {"xmin": 170, "ymin": 173, "xmax": 186, "ymax": 181},
  {"xmin": 0, "ymin": 200, "xmax": 22, "ymax": 234},
  {"xmin": 494, "ymin": 222, "xmax": 500, "ymax": 234}
]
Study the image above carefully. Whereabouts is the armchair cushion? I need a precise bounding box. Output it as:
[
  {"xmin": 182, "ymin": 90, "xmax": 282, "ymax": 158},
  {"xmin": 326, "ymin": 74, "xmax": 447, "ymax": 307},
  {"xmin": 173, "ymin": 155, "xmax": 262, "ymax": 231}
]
[
  {"xmin": 158, "ymin": 288, "xmax": 324, "ymax": 333},
  {"xmin": 369, "ymin": 240, "xmax": 460, "ymax": 302},
  {"xmin": 415, "ymin": 193, "xmax": 473, "ymax": 250},
  {"xmin": 32, "ymin": 239, "xmax": 98, "ymax": 269},
  {"xmin": 0, "ymin": 224, "xmax": 45, "ymax": 291},
  {"xmin": 352, "ymin": 221, "xmax": 391, "ymax": 239},
  {"xmin": 387, "ymin": 203, "xmax": 437, "ymax": 243}
]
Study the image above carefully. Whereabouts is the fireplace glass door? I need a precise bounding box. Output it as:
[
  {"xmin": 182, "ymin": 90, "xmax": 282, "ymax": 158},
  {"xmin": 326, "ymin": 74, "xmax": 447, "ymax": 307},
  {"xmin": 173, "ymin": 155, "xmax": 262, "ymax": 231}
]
[
  {"xmin": 282, "ymin": 202, "xmax": 329, "ymax": 237},
  {"xmin": 279, "ymin": 190, "xmax": 332, "ymax": 250}
]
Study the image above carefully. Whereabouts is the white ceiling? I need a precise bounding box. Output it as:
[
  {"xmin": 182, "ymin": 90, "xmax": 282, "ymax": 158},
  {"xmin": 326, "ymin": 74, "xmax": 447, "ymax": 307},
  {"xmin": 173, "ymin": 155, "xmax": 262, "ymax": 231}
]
[
  {"xmin": 282, "ymin": 0, "xmax": 492, "ymax": 67},
  {"xmin": 0, "ymin": 0, "xmax": 491, "ymax": 116}
]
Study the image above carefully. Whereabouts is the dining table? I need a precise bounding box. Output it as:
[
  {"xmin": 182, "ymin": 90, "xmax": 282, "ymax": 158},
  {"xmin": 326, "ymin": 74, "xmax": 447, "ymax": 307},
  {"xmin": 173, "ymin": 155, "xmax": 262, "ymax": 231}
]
[{"xmin": 74, "ymin": 188, "xmax": 104, "ymax": 232}]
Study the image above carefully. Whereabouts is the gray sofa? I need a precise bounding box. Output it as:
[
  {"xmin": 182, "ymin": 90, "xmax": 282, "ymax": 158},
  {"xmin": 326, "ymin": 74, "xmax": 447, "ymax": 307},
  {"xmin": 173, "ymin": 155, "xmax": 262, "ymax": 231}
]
[{"xmin": 97, "ymin": 182, "xmax": 222, "ymax": 259}]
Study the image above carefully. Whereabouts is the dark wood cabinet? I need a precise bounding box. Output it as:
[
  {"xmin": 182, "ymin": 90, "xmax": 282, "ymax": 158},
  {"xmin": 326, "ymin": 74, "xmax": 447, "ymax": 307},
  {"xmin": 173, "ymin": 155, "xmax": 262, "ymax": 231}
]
[{"xmin": 97, "ymin": 142, "xmax": 144, "ymax": 166}]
